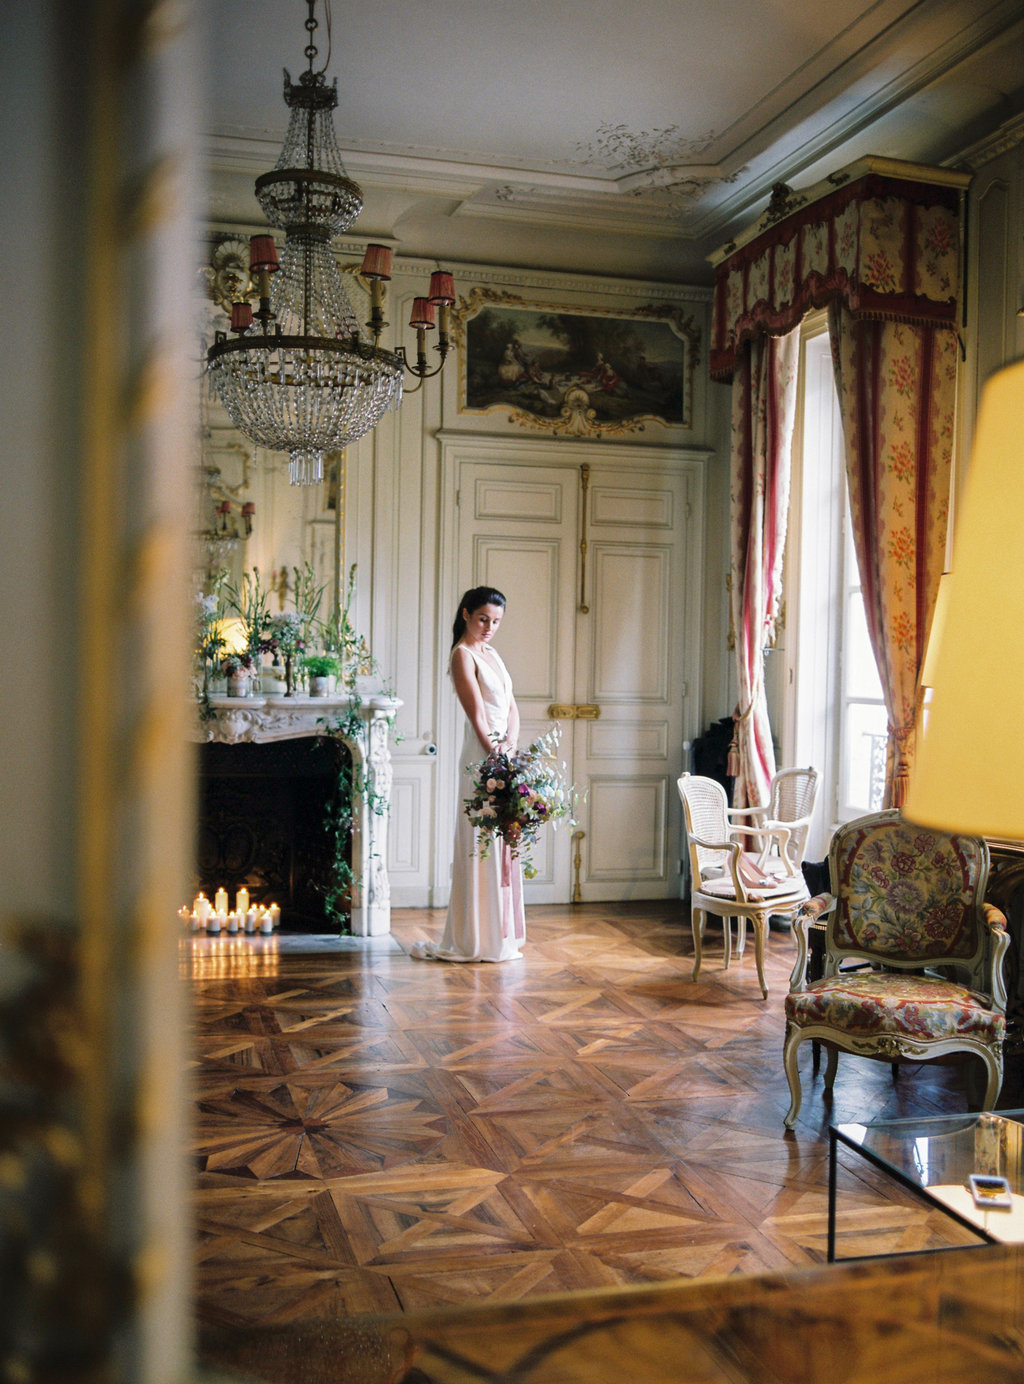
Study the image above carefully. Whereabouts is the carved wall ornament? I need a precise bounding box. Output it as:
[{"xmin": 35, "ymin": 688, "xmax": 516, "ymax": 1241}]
[
  {"xmin": 762, "ymin": 182, "xmax": 808, "ymax": 225},
  {"xmin": 202, "ymin": 235, "xmax": 257, "ymax": 315},
  {"xmin": 455, "ymin": 287, "xmax": 701, "ymax": 438}
]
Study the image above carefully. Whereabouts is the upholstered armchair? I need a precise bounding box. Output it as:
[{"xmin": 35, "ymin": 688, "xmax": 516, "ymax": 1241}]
[
  {"xmin": 727, "ymin": 766, "xmax": 819, "ymax": 881},
  {"xmin": 678, "ymin": 774, "xmax": 809, "ymax": 999},
  {"xmin": 783, "ymin": 810, "xmax": 1009, "ymax": 1128}
]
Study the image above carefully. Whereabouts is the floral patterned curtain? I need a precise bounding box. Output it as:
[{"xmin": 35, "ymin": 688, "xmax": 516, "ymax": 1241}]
[
  {"xmin": 728, "ymin": 329, "xmax": 800, "ymax": 808},
  {"xmin": 711, "ymin": 160, "xmax": 966, "ymax": 809},
  {"xmin": 828, "ymin": 304, "xmax": 956, "ymax": 806}
]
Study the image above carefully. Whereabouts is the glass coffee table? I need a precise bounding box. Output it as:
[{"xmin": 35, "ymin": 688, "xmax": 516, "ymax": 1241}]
[{"xmin": 829, "ymin": 1110, "xmax": 1024, "ymax": 1261}]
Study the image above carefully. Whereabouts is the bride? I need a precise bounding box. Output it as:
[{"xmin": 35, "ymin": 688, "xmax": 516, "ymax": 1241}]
[{"xmin": 411, "ymin": 586, "xmax": 526, "ymax": 962}]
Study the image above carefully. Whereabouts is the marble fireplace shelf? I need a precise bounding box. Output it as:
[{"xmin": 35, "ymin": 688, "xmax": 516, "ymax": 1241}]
[{"xmin": 193, "ymin": 693, "xmax": 401, "ymax": 937}]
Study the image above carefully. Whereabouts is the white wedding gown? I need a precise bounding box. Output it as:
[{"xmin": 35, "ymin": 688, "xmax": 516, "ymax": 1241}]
[{"xmin": 412, "ymin": 643, "xmax": 526, "ymax": 962}]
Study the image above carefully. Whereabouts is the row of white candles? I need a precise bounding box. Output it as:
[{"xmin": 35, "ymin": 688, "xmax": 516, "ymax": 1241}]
[{"xmin": 179, "ymin": 889, "xmax": 280, "ymax": 934}]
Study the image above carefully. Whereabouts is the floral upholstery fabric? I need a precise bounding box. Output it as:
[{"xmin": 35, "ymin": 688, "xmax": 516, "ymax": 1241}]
[
  {"xmin": 786, "ymin": 973, "xmax": 1005, "ymax": 1043},
  {"xmin": 829, "ymin": 817, "xmax": 986, "ymax": 961}
]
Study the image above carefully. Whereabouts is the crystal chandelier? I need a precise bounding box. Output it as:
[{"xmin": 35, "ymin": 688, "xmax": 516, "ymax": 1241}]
[{"xmin": 207, "ymin": 0, "xmax": 455, "ymax": 485}]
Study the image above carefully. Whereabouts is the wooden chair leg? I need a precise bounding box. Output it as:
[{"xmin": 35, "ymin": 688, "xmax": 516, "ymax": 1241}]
[
  {"xmin": 752, "ymin": 911, "xmax": 769, "ymax": 999},
  {"xmin": 783, "ymin": 1026, "xmax": 803, "ymax": 1128},
  {"xmin": 824, "ymin": 1045, "xmax": 839, "ymax": 1093},
  {"xmin": 691, "ymin": 905, "xmax": 704, "ymax": 983}
]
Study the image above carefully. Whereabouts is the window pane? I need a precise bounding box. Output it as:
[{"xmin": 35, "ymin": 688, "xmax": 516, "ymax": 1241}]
[
  {"xmin": 842, "ymin": 701, "xmax": 889, "ymax": 815},
  {"xmin": 845, "ymin": 592, "xmax": 883, "ymax": 700}
]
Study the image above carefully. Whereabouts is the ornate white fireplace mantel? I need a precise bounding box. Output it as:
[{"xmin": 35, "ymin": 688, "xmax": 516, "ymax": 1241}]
[{"xmin": 193, "ymin": 693, "xmax": 400, "ymax": 937}]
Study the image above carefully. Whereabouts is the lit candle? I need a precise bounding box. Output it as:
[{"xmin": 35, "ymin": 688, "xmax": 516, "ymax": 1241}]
[
  {"xmin": 227, "ymin": 911, "xmax": 239, "ymax": 934},
  {"xmin": 214, "ymin": 887, "xmax": 228, "ymax": 915},
  {"xmin": 194, "ymin": 894, "xmax": 212, "ymax": 924},
  {"xmin": 189, "ymin": 912, "xmax": 200, "ymax": 932},
  {"xmin": 208, "ymin": 911, "xmax": 223, "ymax": 935},
  {"xmin": 177, "ymin": 906, "xmax": 190, "ymax": 926},
  {"xmin": 259, "ymin": 910, "xmax": 274, "ymax": 934},
  {"xmin": 268, "ymin": 903, "xmax": 280, "ymax": 929},
  {"xmin": 236, "ymin": 887, "xmax": 249, "ymax": 915},
  {"xmin": 244, "ymin": 909, "xmax": 257, "ymax": 934}
]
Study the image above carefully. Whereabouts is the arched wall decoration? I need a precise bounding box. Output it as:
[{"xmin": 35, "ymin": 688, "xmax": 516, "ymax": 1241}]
[{"xmin": 710, "ymin": 157, "xmax": 971, "ymax": 810}]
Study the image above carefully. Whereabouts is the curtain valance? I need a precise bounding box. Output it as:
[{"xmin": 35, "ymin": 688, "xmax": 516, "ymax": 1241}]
[{"xmin": 710, "ymin": 166, "xmax": 966, "ymax": 381}]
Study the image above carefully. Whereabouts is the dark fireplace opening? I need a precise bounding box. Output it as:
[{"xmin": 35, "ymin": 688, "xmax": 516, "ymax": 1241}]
[{"xmin": 197, "ymin": 736, "xmax": 353, "ymax": 932}]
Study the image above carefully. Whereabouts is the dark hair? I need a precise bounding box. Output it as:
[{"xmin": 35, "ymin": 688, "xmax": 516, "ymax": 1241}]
[{"xmin": 452, "ymin": 586, "xmax": 506, "ymax": 647}]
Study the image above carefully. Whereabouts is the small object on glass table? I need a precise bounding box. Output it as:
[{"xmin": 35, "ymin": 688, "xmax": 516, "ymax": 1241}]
[{"xmin": 968, "ymin": 1173, "xmax": 1013, "ymax": 1210}]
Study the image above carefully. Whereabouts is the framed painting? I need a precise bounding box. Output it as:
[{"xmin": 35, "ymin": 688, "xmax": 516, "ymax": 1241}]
[{"xmin": 458, "ymin": 290, "xmax": 701, "ymax": 437}]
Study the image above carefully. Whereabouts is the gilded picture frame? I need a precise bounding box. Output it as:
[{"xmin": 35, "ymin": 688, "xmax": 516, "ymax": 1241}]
[{"xmin": 457, "ymin": 289, "xmax": 700, "ymax": 438}]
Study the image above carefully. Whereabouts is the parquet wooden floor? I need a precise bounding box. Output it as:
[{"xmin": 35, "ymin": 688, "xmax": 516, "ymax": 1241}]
[{"xmin": 186, "ymin": 903, "xmax": 1020, "ymax": 1330}]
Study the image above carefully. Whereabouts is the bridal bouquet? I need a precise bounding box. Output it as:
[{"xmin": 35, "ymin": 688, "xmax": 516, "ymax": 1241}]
[{"xmin": 464, "ymin": 725, "xmax": 576, "ymax": 878}]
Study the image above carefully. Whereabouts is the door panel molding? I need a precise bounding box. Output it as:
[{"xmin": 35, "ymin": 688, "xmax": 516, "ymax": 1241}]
[
  {"xmin": 590, "ymin": 484, "xmax": 676, "ymax": 530},
  {"xmin": 585, "ymin": 776, "xmax": 668, "ymax": 881}
]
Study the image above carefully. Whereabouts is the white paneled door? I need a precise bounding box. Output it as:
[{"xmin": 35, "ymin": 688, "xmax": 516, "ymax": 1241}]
[{"xmin": 445, "ymin": 442, "xmax": 702, "ymax": 904}]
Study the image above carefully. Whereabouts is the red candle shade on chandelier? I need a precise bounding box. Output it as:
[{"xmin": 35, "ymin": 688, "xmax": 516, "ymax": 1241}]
[
  {"xmin": 230, "ymin": 302, "xmax": 253, "ymax": 333},
  {"xmin": 409, "ymin": 298, "xmax": 436, "ymax": 330}
]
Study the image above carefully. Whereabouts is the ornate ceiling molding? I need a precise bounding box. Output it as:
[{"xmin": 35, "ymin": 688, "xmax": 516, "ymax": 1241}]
[{"xmin": 575, "ymin": 123, "xmax": 743, "ymax": 209}]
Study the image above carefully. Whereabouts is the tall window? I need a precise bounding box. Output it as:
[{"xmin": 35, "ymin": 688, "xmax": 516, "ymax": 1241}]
[
  {"xmin": 777, "ymin": 319, "xmax": 885, "ymax": 854},
  {"xmin": 837, "ymin": 515, "xmax": 887, "ymax": 818}
]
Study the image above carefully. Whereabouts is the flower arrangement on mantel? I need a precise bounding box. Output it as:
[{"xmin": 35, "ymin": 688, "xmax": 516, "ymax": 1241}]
[{"xmin": 193, "ymin": 562, "xmax": 376, "ymax": 704}]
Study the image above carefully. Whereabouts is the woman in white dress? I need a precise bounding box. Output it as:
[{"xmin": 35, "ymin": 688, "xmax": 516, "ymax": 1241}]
[{"xmin": 411, "ymin": 587, "xmax": 526, "ymax": 962}]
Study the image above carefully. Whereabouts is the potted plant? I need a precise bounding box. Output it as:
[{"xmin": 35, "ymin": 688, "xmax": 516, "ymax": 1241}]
[
  {"xmin": 221, "ymin": 652, "xmax": 256, "ymax": 698},
  {"xmin": 301, "ymin": 652, "xmax": 340, "ymax": 696}
]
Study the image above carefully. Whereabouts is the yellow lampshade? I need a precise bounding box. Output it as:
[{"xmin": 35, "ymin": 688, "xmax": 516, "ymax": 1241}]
[
  {"xmin": 918, "ymin": 570, "xmax": 951, "ymax": 690},
  {"xmin": 905, "ymin": 358, "xmax": 1024, "ymax": 838}
]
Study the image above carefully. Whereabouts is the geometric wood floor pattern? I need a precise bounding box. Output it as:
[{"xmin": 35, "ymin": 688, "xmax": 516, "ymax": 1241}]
[{"xmin": 186, "ymin": 902, "xmax": 1014, "ymax": 1331}]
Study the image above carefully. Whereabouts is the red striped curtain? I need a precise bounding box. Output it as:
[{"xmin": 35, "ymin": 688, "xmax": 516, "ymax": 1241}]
[
  {"xmin": 728, "ymin": 329, "xmax": 799, "ymax": 808},
  {"xmin": 712, "ymin": 162, "xmax": 964, "ymax": 808}
]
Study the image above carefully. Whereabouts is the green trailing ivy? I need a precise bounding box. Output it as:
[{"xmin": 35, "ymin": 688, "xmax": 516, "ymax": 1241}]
[{"xmin": 315, "ymin": 676, "xmax": 395, "ymax": 934}]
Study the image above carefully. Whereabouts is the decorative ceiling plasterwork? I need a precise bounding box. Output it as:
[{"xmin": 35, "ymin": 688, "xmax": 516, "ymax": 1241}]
[
  {"xmin": 575, "ymin": 123, "xmax": 744, "ymax": 210},
  {"xmin": 483, "ymin": 125, "xmax": 744, "ymax": 229}
]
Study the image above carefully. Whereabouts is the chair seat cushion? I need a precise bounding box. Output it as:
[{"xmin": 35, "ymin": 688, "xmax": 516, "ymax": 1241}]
[
  {"xmin": 698, "ymin": 876, "xmax": 807, "ymax": 902},
  {"xmin": 785, "ymin": 973, "xmax": 1005, "ymax": 1043}
]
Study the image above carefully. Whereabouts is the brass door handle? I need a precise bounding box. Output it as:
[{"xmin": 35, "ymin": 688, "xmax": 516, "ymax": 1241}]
[{"xmin": 547, "ymin": 703, "xmax": 601, "ymax": 720}]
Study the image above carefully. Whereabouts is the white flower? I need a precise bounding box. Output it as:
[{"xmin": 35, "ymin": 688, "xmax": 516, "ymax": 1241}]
[{"xmin": 481, "ymin": 804, "xmax": 496, "ymax": 818}]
